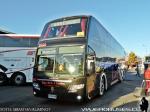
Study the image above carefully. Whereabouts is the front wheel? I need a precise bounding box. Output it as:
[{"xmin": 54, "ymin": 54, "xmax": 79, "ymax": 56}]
[
  {"xmin": 11, "ymin": 73, "xmax": 26, "ymax": 86},
  {"xmin": 99, "ymin": 77, "xmax": 105, "ymax": 96}
]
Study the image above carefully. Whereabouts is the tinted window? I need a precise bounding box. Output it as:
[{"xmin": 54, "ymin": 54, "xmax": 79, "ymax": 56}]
[
  {"xmin": 41, "ymin": 18, "xmax": 87, "ymax": 39},
  {"xmin": 88, "ymin": 17, "xmax": 125, "ymax": 61},
  {"xmin": 0, "ymin": 36, "xmax": 38, "ymax": 47}
]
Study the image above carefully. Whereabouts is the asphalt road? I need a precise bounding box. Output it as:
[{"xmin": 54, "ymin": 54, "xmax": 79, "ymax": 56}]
[{"xmin": 0, "ymin": 72, "xmax": 143, "ymax": 112}]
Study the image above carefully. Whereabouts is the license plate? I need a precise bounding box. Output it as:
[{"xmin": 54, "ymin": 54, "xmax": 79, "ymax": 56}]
[{"xmin": 48, "ymin": 94, "xmax": 57, "ymax": 99}]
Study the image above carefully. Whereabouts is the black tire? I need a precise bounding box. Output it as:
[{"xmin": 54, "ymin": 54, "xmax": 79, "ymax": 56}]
[
  {"xmin": 99, "ymin": 76, "xmax": 105, "ymax": 96},
  {"xmin": 11, "ymin": 73, "xmax": 26, "ymax": 86},
  {"xmin": 0, "ymin": 72, "xmax": 7, "ymax": 85}
]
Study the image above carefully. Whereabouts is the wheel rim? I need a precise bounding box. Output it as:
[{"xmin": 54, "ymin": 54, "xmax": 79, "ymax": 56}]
[
  {"xmin": 15, "ymin": 75, "xmax": 24, "ymax": 85},
  {"xmin": 100, "ymin": 78, "xmax": 105, "ymax": 95}
]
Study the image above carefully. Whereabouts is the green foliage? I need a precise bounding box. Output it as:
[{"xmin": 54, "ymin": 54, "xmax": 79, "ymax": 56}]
[{"xmin": 127, "ymin": 52, "xmax": 138, "ymax": 66}]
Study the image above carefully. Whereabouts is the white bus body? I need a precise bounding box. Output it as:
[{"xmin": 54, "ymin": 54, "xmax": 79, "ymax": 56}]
[{"xmin": 0, "ymin": 34, "xmax": 39, "ymax": 85}]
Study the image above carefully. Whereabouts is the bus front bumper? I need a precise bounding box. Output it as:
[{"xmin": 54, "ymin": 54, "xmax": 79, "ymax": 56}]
[
  {"xmin": 33, "ymin": 84, "xmax": 85, "ymax": 102},
  {"xmin": 33, "ymin": 89, "xmax": 84, "ymax": 102}
]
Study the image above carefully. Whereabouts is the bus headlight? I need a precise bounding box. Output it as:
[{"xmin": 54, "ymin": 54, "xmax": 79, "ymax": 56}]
[
  {"xmin": 68, "ymin": 65, "xmax": 75, "ymax": 73},
  {"xmin": 68, "ymin": 84, "xmax": 84, "ymax": 93},
  {"xmin": 33, "ymin": 82, "xmax": 40, "ymax": 90},
  {"xmin": 77, "ymin": 95, "xmax": 82, "ymax": 100}
]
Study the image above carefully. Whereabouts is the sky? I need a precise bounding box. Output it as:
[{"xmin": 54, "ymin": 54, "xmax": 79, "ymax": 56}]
[{"xmin": 0, "ymin": 0, "xmax": 150, "ymax": 57}]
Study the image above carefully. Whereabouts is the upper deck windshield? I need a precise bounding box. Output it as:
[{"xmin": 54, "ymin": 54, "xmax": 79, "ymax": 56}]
[
  {"xmin": 36, "ymin": 45, "xmax": 85, "ymax": 77},
  {"xmin": 41, "ymin": 18, "xmax": 87, "ymax": 39}
]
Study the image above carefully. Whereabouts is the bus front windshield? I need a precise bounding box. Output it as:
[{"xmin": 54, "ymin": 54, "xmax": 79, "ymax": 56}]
[{"xmin": 37, "ymin": 45, "xmax": 84, "ymax": 77}]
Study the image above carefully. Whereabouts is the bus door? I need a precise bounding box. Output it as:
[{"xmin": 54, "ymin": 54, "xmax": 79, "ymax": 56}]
[
  {"xmin": 26, "ymin": 50, "xmax": 36, "ymax": 82},
  {"xmin": 86, "ymin": 46, "xmax": 96, "ymax": 96},
  {"xmin": 26, "ymin": 57, "xmax": 35, "ymax": 82}
]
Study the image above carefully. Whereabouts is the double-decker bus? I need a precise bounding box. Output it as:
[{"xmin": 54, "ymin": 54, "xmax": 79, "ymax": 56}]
[
  {"xmin": 0, "ymin": 34, "xmax": 39, "ymax": 85},
  {"xmin": 33, "ymin": 15, "xmax": 126, "ymax": 102}
]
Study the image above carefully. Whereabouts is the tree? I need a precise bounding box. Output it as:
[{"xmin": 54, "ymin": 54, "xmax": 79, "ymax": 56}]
[{"xmin": 127, "ymin": 52, "xmax": 138, "ymax": 67}]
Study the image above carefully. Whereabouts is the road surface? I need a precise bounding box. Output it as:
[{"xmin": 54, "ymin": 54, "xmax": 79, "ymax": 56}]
[{"xmin": 0, "ymin": 72, "xmax": 145, "ymax": 112}]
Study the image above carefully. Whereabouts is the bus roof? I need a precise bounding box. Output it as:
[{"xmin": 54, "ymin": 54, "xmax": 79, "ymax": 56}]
[{"xmin": 0, "ymin": 34, "xmax": 40, "ymax": 39}]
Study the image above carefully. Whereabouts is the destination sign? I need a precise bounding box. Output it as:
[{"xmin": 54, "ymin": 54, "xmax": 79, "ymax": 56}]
[
  {"xmin": 38, "ymin": 48, "xmax": 56, "ymax": 55},
  {"xmin": 50, "ymin": 19, "xmax": 81, "ymax": 27}
]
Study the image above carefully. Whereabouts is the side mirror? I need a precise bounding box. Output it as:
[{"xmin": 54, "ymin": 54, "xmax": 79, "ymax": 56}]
[{"xmin": 87, "ymin": 54, "xmax": 95, "ymax": 60}]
